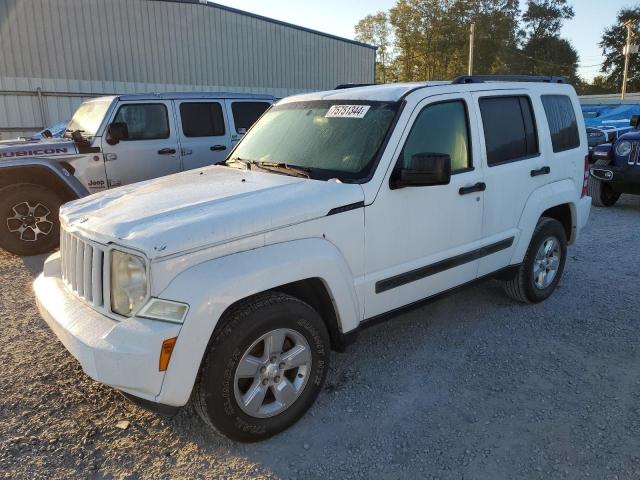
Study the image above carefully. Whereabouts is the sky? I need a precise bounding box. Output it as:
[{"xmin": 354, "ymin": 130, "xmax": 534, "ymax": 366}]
[{"xmin": 212, "ymin": 0, "xmax": 638, "ymax": 81}]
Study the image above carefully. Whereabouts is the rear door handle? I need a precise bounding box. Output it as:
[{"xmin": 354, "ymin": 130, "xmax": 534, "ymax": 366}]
[
  {"xmin": 531, "ymin": 166, "xmax": 551, "ymax": 177},
  {"xmin": 158, "ymin": 148, "xmax": 176, "ymax": 155},
  {"xmin": 459, "ymin": 182, "xmax": 486, "ymax": 195},
  {"xmin": 210, "ymin": 145, "xmax": 227, "ymax": 152}
]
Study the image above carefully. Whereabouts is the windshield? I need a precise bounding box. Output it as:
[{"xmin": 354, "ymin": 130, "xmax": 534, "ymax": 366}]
[
  {"xmin": 65, "ymin": 99, "xmax": 112, "ymax": 137},
  {"xmin": 229, "ymin": 100, "xmax": 399, "ymax": 181}
]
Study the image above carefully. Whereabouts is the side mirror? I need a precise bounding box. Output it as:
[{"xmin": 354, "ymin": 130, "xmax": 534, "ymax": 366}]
[
  {"xmin": 631, "ymin": 115, "xmax": 640, "ymax": 128},
  {"xmin": 106, "ymin": 122, "xmax": 128, "ymax": 145},
  {"xmin": 390, "ymin": 153, "xmax": 452, "ymax": 189}
]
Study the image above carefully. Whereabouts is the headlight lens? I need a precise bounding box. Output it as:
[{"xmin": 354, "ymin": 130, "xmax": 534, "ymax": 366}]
[
  {"xmin": 110, "ymin": 250, "xmax": 148, "ymax": 317},
  {"xmin": 616, "ymin": 140, "xmax": 632, "ymax": 156}
]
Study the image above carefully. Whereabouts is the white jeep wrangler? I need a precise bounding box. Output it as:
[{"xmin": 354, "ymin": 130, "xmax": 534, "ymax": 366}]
[{"xmin": 35, "ymin": 76, "xmax": 591, "ymax": 442}]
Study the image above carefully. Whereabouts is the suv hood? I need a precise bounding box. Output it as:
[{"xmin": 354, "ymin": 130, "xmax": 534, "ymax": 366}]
[
  {"xmin": 62, "ymin": 166, "xmax": 364, "ymax": 258},
  {"xmin": 0, "ymin": 137, "xmax": 77, "ymax": 158}
]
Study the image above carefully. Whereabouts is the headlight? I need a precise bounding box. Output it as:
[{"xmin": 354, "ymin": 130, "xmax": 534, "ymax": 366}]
[
  {"xmin": 616, "ymin": 140, "xmax": 632, "ymax": 156},
  {"xmin": 110, "ymin": 250, "xmax": 148, "ymax": 317}
]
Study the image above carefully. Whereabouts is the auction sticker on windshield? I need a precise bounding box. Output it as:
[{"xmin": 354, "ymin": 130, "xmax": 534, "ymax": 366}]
[{"xmin": 325, "ymin": 105, "xmax": 371, "ymax": 119}]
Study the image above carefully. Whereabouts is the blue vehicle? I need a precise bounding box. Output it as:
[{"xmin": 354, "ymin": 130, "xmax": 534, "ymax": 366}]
[{"xmin": 589, "ymin": 115, "xmax": 640, "ymax": 207}]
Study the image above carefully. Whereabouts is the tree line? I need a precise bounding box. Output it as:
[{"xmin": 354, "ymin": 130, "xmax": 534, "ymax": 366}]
[{"xmin": 354, "ymin": 0, "xmax": 639, "ymax": 95}]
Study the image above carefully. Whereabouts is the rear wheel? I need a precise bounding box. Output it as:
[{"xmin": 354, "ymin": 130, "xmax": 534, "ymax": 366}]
[
  {"xmin": 502, "ymin": 217, "xmax": 567, "ymax": 304},
  {"xmin": 0, "ymin": 183, "xmax": 62, "ymax": 256},
  {"xmin": 588, "ymin": 159, "xmax": 621, "ymax": 207},
  {"xmin": 193, "ymin": 292, "xmax": 330, "ymax": 442}
]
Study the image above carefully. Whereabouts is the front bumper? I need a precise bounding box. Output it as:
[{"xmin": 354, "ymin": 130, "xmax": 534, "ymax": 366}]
[
  {"xmin": 590, "ymin": 164, "xmax": 640, "ymax": 195},
  {"xmin": 34, "ymin": 253, "xmax": 182, "ymax": 403}
]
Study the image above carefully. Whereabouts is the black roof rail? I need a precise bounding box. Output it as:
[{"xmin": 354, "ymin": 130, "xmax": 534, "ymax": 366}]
[
  {"xmin": 335, "ymin": 83, "xmax": 376, "ymax": 90},
  {"xmin": 452, "ymin": 75, "xmax": 567, "ymax": 85}
]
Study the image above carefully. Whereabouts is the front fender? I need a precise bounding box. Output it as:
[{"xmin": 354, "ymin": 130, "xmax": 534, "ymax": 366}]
[
  {"xmin": 0, "ymin": 157, "xmax": 88, "ymax": 198},
  {"xmin": 155, "ymin": 238, "xmax": 360, "ymax": 406},
  {"xmin": 511, "ymin": 179, "xmax": 579, "ymax": 264}
]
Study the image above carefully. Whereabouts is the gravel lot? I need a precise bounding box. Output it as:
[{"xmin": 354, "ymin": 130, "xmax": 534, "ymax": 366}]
[{"xmin": 1, "ymin": 196, "xmax": 640, "ymax": 479}]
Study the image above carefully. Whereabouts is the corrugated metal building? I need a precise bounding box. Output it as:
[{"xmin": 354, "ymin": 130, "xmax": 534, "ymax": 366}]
[{"xmin": 0, "ymin": 0, "xmax": 376, "ymax": 139}]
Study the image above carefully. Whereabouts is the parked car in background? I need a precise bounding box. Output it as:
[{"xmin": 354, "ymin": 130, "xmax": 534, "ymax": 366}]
[
  {"xmin": 0, "ymin": 121, "xmax": 69, "ymax": 146},
  {"xmin": 588, "ymin": 115, "xmax": 640, "ymax": 207},
  {"xmin": 0, "ymin": 92, "xmax": 274, "ymax": 255},
  {"xmin": 35, "ymin": 76, "xmax": 591, "ymax": 442}
]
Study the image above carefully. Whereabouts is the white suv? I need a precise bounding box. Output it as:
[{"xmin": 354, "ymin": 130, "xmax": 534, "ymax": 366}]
[{"xmin": 35, "ymin": 76, "xmax": 591, "ymax": 442}]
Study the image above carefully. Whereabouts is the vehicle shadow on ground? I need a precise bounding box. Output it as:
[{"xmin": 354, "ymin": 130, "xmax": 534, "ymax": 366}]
[
  {"xmin": 158, "ymin": 279, "xmax": 533, "ymax": 478},
  {"xmin": 19, "ymin": 253, "xmax": 48, "ymax": 277}
]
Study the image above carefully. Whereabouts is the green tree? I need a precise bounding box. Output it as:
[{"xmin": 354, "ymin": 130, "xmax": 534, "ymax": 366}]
[
  {"xmin": 355, "ymin": 12, "xmax": 394, "ymax": 83},
  {"xmin": 518, "ymin": 0, "xmax": 579, "ymax": 80},
  {"xmin": 600, "ymin": 7, "xmax": 640, "ymax": 94}
]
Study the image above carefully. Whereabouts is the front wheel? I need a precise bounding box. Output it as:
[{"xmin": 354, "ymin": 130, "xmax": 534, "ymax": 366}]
[
  {"xmin": 587, "ymin": 159, "xmax": 621, "ymax": 207},
  {"xmin": 193, "ymin": 292, "xmax": 330, "ymax": 442},
  {"xmin": 502, "ymin": 217, "xmax": 567, "ymax": 304},
  {"xmin": 0, "ymin": 183, "xmax": 62, "ymax": 256}
]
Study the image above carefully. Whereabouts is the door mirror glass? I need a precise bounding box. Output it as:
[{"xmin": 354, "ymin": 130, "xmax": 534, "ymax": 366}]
[
  {"xmin": 106, "ymin": 122, "xmax": 128, "ymax": 145},
  {"xmin": 391, "ymin": 153, "xmax": 451, "ymax": 188}
]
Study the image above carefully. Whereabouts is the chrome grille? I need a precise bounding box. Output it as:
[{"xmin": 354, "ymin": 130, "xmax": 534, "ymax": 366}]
[
  {"xmin": 60, "ymin": 229, "xmax": 105, "ymax": 307},
  {"xmin": 629, "ymin": 141, "xmax": 640, "ymax": 165}
]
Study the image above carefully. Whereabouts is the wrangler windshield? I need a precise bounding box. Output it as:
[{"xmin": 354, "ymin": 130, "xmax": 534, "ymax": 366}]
[
  {"xmin": 65, "ymin": 99, "xmax": 112, "ymax": 137},
  {"xmin": 229, "ymin": 101, "xmax": 399, "ymax": 181}
]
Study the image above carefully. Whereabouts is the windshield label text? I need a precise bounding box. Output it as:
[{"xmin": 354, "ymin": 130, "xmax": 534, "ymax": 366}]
[{"xmin": 325, "ymin": 105, "xmax": 371, "ymax": 119}]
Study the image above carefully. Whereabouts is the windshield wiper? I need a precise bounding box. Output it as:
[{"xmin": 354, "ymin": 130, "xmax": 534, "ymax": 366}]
[
  {"xmin": 250, "ymin": 161, "xmax": 311, "ymax": 179},
  {"xmin": 218, "ymin": 157, "xmax": 250, "ymax": 168},
  {"xmin": 218, "ymin": 157, "xmax": 311, "ymax": 178}
]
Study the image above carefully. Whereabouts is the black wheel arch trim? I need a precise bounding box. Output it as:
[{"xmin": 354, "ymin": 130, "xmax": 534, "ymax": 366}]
[{"xmin": 0, "ymin": 157, "xmax": 88, "ymax": 199}]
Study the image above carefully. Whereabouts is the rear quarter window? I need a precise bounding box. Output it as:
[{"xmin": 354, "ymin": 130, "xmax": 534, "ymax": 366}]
[
  {"xmin": 541, "ymin": 95, "xmax": 580, "ymax": 152},
  {"xmin": 231, "ymin": 102, "xmax": 271, "ymax": 134}
]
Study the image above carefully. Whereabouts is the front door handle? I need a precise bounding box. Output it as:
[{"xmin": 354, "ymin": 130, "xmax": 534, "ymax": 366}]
[
  {"xmin": 210, "ymin": 145, "xmax": 227, "ymax": 152},
  {"xmin": 459, "ymin": 182, "xmax": 486, "ymax": 195},
  {"xmin": 531, "ymin": 166, "xmax": 551, "ymax": 177},
  {"xmin": 158, "ymin": 148, "xmax": 176, "ymax": 155}
]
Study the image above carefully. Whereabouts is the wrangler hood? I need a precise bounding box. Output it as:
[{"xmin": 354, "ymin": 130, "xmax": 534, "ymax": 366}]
[
  {"xmin": 0, "ymin": 137, "xmax": 77, "ymax": 159},
  {"xmin": 61, "ymin": 166, "xmax": 364, "ymax": 258}
]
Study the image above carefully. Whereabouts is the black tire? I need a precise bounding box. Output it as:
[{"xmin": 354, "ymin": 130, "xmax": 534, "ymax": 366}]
[
  {"xmin": 0, "ymin": 183, "xmax": 62, "ymax": 256},
  {"xmin": 587, "ymin": 159, "xmax": 621, "ymax": 207},
  {"xmin": 193, "ymin": 292, "xmax": 330, "ymax": 442},
  {"xmin": 502, "ymin": 217, "xmax": 567, "ymax": 304}
]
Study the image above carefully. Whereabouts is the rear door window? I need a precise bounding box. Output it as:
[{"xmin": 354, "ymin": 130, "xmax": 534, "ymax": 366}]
[
  {"xmin": 479, "ymin": 96, "xmax": 538, "ymax": 166},
  {"xmin": 180, "ymin": 102, "xmax": 225, "ymax": 137},
  {"xmin": 541, "ymin": 95, "xmax": 580, "ymax": 152},
  {"xmin": 231, "ymin": 102, "xmax": 271, "ymax": 133}
]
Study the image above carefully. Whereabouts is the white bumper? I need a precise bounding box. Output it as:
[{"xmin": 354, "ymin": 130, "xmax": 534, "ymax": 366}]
[{"xmin": 34, "ymin": 253, "xmax": 182, "ymax": 403}]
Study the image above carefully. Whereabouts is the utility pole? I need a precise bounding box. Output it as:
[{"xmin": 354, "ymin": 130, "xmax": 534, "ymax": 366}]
[
  {"xmin": 622, "ymin": 20, "xmax": 636, "ymax": 100},
  {"xmin": 468, "ymin": 22, "xmax": 475, "ymax": 76}
]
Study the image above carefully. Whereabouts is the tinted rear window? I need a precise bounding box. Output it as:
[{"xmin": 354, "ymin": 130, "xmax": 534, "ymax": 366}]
[
  {"xmin": 231, "ymin": 102, "xmax": 271, "ymax": 133},
  {"xmin": 180, "ymin": 102, "xmax": 225, "ymax": 137},
  {"xmin": 479, "ymin": 96, "xmax": 538, "ymax": 166},
  {"xmin": 541, "ymin": 95, "xmax": 580, "ymax": 152}
]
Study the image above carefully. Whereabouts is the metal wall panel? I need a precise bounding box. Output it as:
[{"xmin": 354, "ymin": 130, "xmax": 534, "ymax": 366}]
[{"xmin": 0, "ymin": 0, "xmax": 376, "ymax": 138}]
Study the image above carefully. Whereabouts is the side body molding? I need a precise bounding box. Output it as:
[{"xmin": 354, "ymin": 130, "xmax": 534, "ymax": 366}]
[
  {"xmin": 511, "ymin": 179, "xmax": 578, "ymax": 264},
  {"xmin": 155, "ymin": 238, "xmax": 361, "ymax": 406}
]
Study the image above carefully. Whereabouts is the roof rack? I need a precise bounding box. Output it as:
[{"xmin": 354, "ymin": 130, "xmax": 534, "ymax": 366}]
[
  {"xmin": 335, "ymin": 83, "xmax": 376, "ymax": 90},
  {"xmin": 452, "ymin": 75, "xmax": 567, "ymax": 84}
]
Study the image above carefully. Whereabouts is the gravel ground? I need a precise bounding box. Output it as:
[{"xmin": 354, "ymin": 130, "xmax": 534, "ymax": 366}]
[{"xmin": 1, "ymin": 196, "xmax": 640, "ymax": 480}]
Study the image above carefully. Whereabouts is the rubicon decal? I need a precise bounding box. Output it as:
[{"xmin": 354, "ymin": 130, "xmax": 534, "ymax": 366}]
[{"xmin": 1, "ymin": 147, "xmax": 69, "ymax": 158}]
